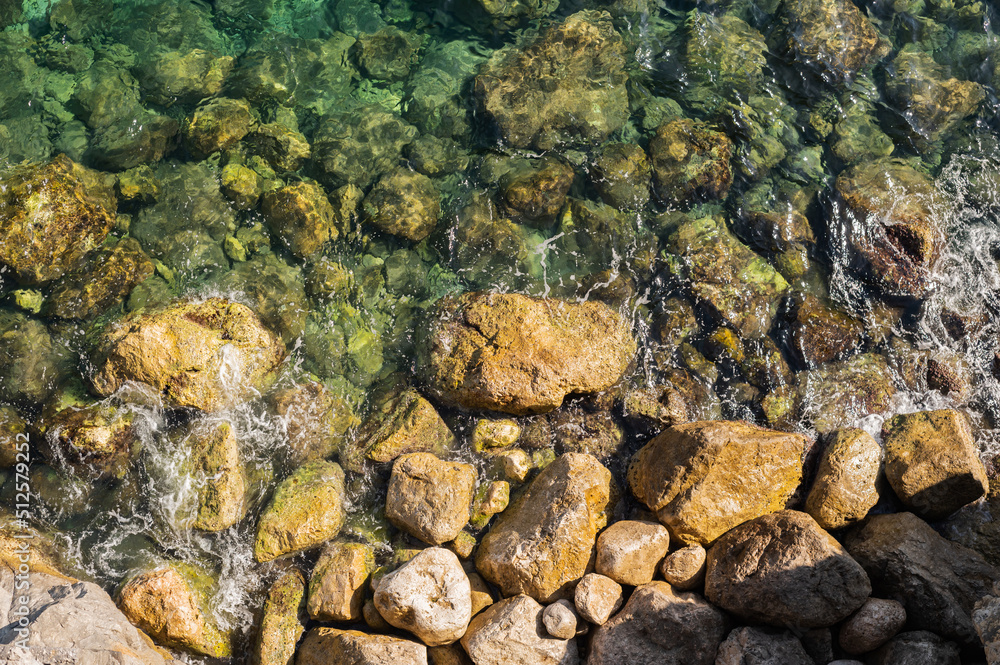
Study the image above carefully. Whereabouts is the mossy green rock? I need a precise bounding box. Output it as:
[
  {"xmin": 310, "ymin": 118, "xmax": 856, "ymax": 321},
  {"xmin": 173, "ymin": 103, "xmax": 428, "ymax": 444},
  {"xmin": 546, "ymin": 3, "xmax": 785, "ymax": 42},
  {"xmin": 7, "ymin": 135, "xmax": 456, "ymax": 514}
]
[
  {"xmin": 183, "ymin": 97, "xmax": 256, "ymax": 158},
  {"xmin": 590, "ymin": 142, "xmax": 651, "ymax": 211},
  {"xmin": 177, "ymin": 419, "xmax": 247, "ymax": 532},
  {"xmin": 313, "ymin": 104, "xmax": 418, "ymax": 188},
  {"xmin": 43, "ymin": 238, "xmax": 155, "ymax": 320},
  {"xmin": 475, "ymin": 10, "xmax": 629, "ymax": 150},
  {"xmin": 255, "ymin": 459, "xmax": 346, "ymax": 562},
  {"xmin": 0, "ymin": 311, "xmax": 68, "ymax": 407},
  {"xmin": 787, "ymin": 292, "xmax": 865, "ymax": 367},
  {"xmin": 0, "ymin": 404, "xmax": 26, "ymax": 467},
  {"xmin": 499, "ymin": 156, "xmax": 575, "ymax": 223},
  {"xmin": 269, "ymin": 381, "xmax": 359, "ymax": 465},
  {"xmin": 683, "ymin": 12, "xmax": 767, "ymax": 110},
  {"xmin": 650, "ymin": 118, "xmax": 733, "ymax": 205},
  {"xmin": 36, "ymin": 395, "xmax": 137, "ymax": 480},
  {"xmin": 363, "ymin": 168, "xmax": 440, "ymax": 243},
  {"xmin": 0, "ymin": 154, "xmax": 117, "ymax": 286},
  {"xmin": 256, "ymin": 568, "xmax": 307, "ymax": 665},
  {"xmin": 781, "ymin": 0, "xmax": 881, "ymax": 82},
  {"xmin": 262, "ymin": 181, "xmax": 339, "ymax": 258},
  {"xmin": 666, "ymin": 216, "xmax": 789, "ymax": 339}
]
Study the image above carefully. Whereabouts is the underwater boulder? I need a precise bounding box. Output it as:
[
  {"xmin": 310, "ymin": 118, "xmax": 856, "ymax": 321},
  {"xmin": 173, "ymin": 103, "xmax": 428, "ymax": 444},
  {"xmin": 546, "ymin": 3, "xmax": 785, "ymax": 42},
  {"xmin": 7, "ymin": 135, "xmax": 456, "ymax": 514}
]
[
  {"xmin": 786, "ymin": 292, "xmax": 866, "ymax": 367},
  {"xmin": 497, "ymin": 156, "xmax": 575, "ymax": 224},
  {"xmin": 43, "ymin": 238, "xmax": 155, "ymax": 320},
  {"xmin": 246, "ymin": 121, "xmax": 311, "ymax": 173},
  {"xmin": 420, "ymin": 292, "xmax": 635, "ymax": 415},
  {"xmin": 0, "ymin": 311, "xmax": 69, "ymax": 407},
  {"xmin": 449, "ymin": 0, "xmax": 560, "ymax": 32},
  {"xmin": 681, "ymin": 11, "xmax": 768, "ymax": 113},
  {"xmin": 261, "ymin": 181, "xmax": 339, "ymax": 258},
  {"xmin": 183, "ymin": 97, "xmax": 256, "ymax": 159},
  {"xmin": 363, "ymin": 168, "xmax": 441, "ymax": 243},
  {"xmin": 268, "ymin": 381, "xmax": 358, "ymax": 465},
  {"xmin": 649, "ymin": 117, "xmax": 733, "ymax": 206},
  {"xmin": 474, "ymin": 10, "xmax": 629, "ymax": 150},
  {"xmin": 313, "ymin": 104, "xmax": 418, "ymax": 188},
  {"xmin": 797, "ymin": 352, "xmax": 897, "ymax": 434},
  {"xmin": 355, "ymin": 26, "xmax": 423, "ymax": 82},
  {"xmin": 590, "ymin": 142, "xmax": 652, "ymax": 212},
  {"xmin": 89, "ymin": 297, "xmax": 286, "ymax": 412},
  {"xmin": 781, "ymin": 0, "xmax": 882, "ymax": 83},
  {"xmin": 136, "ymin": 48, "xmax": 234, "ymax": 107}
]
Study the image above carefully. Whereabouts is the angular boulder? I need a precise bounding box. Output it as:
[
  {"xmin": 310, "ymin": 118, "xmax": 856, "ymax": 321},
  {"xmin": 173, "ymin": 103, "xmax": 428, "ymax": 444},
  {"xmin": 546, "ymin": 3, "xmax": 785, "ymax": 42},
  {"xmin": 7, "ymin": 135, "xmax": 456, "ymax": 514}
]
[
  {"xmin": 421, "ymin": 292, "xmax": 635, "ymax": 415},
  {"xmin": 595, "ymin": 520, "xmax": 670, "ymax": 586},
  {"xmin": 649, "ymin": 118, "xmax": 733, "ymax": 205},
  {"xmin": 881, "ymin": 409, "xmax": 987, "ymax": 521},
  {"xmin": 846, "ymin": 511, "xmax": 1000, "ymax": 645},
  {"xmin": 588, "ymin": 582, "xmax": 727, "ymax": 665},
  {"xmin": 386, "ymin": 453, "xmax": 476, "ymax": 546},
  {"xmin": 460, "ymin": 595, "xmax": 578, "ymax": 665},
  {"xmin": 476, "ymin": 453, "xmax": 615, "ymax": 602},
  {"xmin": 705, "ymin": 510, "xmax": 871, "ymax": 628},
  {"xmin": 628, "ymin": 421, "xmax": 808, "ymax": 545},
  {"xmin": 474, "ymin": 11, "xmax": 628, "ymax": 150},
  {"xmin": 308, "ymin": 541, "xmax": 374, "ymax": 622},
  {"xmin": 90, "ymin": 298, "xmax": 286, "ymax": 412}
]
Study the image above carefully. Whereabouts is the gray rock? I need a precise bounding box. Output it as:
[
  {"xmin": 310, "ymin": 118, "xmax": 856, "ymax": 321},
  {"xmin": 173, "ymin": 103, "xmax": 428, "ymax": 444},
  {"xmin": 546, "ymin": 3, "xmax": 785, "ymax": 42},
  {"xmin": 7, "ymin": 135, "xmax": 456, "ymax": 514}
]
[
  {"xmin": 660, "ymin": 544, "xmax": 707, "ymax": 592},
  {"xmin": 839, "ymin": 598, "xmax": 907, "ymax": 655},
  {"xmin": 715, "ymin": 627, "xmax": 813, "ymax": 665},
  {"xmin": 870, "ymin": 631, "xmax": 960, "ymax": 665},
  {"xmin": 542, "ymin": 600, "xmax": 577, "ymax": 640}
]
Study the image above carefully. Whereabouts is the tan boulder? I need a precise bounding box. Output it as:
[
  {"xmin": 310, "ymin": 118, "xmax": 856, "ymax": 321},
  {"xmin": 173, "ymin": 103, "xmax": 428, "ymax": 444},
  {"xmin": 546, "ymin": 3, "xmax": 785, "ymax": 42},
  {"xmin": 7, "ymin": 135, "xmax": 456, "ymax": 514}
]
[
  {"xmin": 421, "ymin": 292, "xmax": 635, "ymax": 415},
  {"xmin": 254, "ymin": 460, "xmax": 345, "ymax": 562},
  {"xmin": 90, "ymin": 298, "xmax": 285, "ymax": 412},
  {"xmin": 587, "ymin": 582, "xmax": 727, "ymax": 665},
  {"xmin": 386, "ymin": 453, "xmax": 476, "ymax": 546},
  {"xmin": 882, "ymin": 409, "xmax": 987, "ymax": 520},
  {"xmin": 117, "ymin": 562, "xmax": 232, "ymax": 659},
  {"xmin": 183, "ymin": 97, "xmax": 255, "ymax": 158},
  {"xmin": 574, "ymin": 573, "xmax": 623, "ymax": 625},
  {"xmin": 374, "ymin": 547, "xmax": 472, "ymax": 646},
  {"xmin": 262, "ymin": 181, "xmax": 339, "ymax": 258},
  {"xmin": 475, "ymin": 453, "xmax": 616, "ymax": 602},
  {"xmin": 628, "ymin": 421, "xmax": 808, "ymax": 545},
  {"xmin": 660, "ymin": 544, "xmax": 707, "ymax": 591},
  {"xmin": 180, "ymin": 419, "xmax": 247, "ymax": 532},
  {"xmin": 308, "ymin": 541, "xmax": 375, "ymax": 621},
  {"xmin": 805, "ymin": 428, "xmax": 883, "ymax": 530},
  {"xmin": 705, "ymin": 510, "xmax": 871, "ymax": 628},
  {"xmin": 595, "ymin": 520, "xmax": 670, "ymax": 586},
  {"xmin": 297, "ymin": 627, "xmax": 428, "ymax": 665},
  {"xmin": 460, "ymin": 595, "xmax": 579, "ymax": 665},
  {"xmin": 256, "ymin": 568, "xmax": 307, "ymax": 665}
]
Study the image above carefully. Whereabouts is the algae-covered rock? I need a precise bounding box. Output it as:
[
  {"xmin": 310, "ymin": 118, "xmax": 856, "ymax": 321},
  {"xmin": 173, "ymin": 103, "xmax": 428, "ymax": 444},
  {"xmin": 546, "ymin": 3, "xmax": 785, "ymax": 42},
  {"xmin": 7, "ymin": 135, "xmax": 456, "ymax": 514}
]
[
  {"xmin": 649, "ymin": 117, "xmax": 733, "ymax": 206},
  {"xmin": 474, "ymin": 11, "xmax": 629, "ymax": 150},
  {"xmin": 798, "ymin": 353, "xmax": 897, "ymax": 433},
  {"xmin": 665, "ymin": 217, "xmax": 789, "ymax": 339},
  {"xmin": 363, "ymin": 168, "xmax": 440, "ymax": 242},
  {"xmin": 805, "ymin": 428, "xmax": 883, "ymax": 530},
  {"xmin": 184, "ymin": 97, "xmax": 255, "ymax": 158},
  {"xmin": 590, "ymin": 143, "xmax": 651, "ymax": 211},
  {"xmin": 356, "ymin": 26, "xmax": 423, "ymax": 81},
  {"xmin": 90, "ymin": 298, "xmax": 286, "ymax": 412},
  {"xmin": 405, "ymin": 135, "xmax": 470, "ymax": 177},
  {"xmin": 344, "ymin": 388, "xmax": 455, "ymax": 473},
  {"xmin": 882, "ymin": 409, "xmax": 987, "ymax": 521},
  {"xmin": 498, "ymin": 156, "xmax": 575, "ymax": 224},
  {"xmin": 452, "ymin": 0, "xmax": 559, "ymax": 31},
  {"xmin": 117, "ymin": 561, "xmax": 233, "ymax": 659},
  {"xmin": 705, "ymin": 510, "xmax": 871, "ymax": 628},
  {"xmin": 254, "ymin": 459, "xmax": 346, "ymax": 562},
  {"xmin": 210, "ymin": 253, "xmax": 309, "ymax": 345},
  {"xmin": 313, "ymin": 104, "xmax": 418, "ymax": 188},
  {"xmin": 247, "ymin": 122, "xmax": 311, "ymax": 173},
  {"xmin": 137, "ymin": 49, "xmax": 234, "ymax": 107},
  {"xmin": 36, "ymin": 391, "xmax": 136, "ymax": 481},
  {"xmin": 0, "ymin": 154, "xmax": 117, "ymax": 286},
  {"xmin": 421, "ymin": 292, "xmax": 635, "ymax": 415},
  {"xmin": 886, "ymin": 46, "xmax": 984, "ymax": 145},
  {"xmin": 262, "ymin": 181, "xmax": 339, "ymax": 258},
  {"xmin": 43, "ymin": 238, "xmax": 155, "ymax": 320},
  {"xmin": 476, "ymin": 453, "xmax": 615, "ymax": 603},
  {"xmin": 386, "ymin": 452, "xmax": 476, "ymax": 546},
  {"xmin": 0, "ymin": 405, "xmax": 26, "ymax": 468},
  {"xmin": 175, "ymin": 419, "xmax": 247, "ymax": 532},
  {"xmin": 450, "ymin": 194, "xmax": 540, "ymax": 288},
  {"xmin": 460, "ymin": 595, "xmax": 578, "ymax": 665},
  {"xmin": 297, "ymin": 627, "xmax": 428, "ymax": 665},
  {"xmin": 781, "ymin": 0, "xmax": 882, "ymax": 82},
  {"xmin": 628, "ymin": 421, "xmax": 808, "ymax": 545},
  {"xmin": 681, "ymin": 11, "xmax": 768, "ymax": 112},
  {"xmin": 269, "ymin": 381, "xmax": 357, "ymax": 465},
  {"xmin": 833, "ymin": 160, "xmax": 941, "ymax": 298},
  {"xmin": 786, "ymin": 292, "xmax": 865, "ymax": 367},
  {"xmin": 308, "ymin": 540, "xmax": 375, "ymax": 621},
  {"xmin": 0, "ymin": 312, "xmax": 68, "ymax": 407},
  {"xmin": 256, "ymin": 568, "xmax": 307, "ymax": 665}
]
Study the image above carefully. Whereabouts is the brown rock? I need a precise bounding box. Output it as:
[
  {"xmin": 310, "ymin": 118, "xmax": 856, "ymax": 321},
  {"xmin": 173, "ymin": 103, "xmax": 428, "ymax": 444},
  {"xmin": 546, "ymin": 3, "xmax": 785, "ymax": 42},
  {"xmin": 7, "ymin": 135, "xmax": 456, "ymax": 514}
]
[
  {"xmin": 787, "ymin": 293, "xmax": 865, "ymax": 367},
  {"xmin": 262, "ymin": 181, "xmax": 339, "ymax": 258},
  {"xmin": 248, "ymin": 122, "xmax": 311, "ymax": 173},
  {"xmin": 805, "ymin": 428, "xmax": 883, "ymax": 530},
  {"xmin": 882, "ymin": 409, "xmax": 987, "ymax": 521},
  {"xmin": 386, "ymin": 453, "xmax": 476, "ymax": 546},
  {"xmin": 870, "ymin": 631, "xmax": 960, "ymax": 665},
  {"xmin": 781, "ymin": 0, "xmax": 881, "ymax": 82},
  {"xmin": 90, "ymin": 298, "xmax": 285, "ymax": 412},
  {"xmin": 595, "ymin": 520, "xmax": 670, "ymax": 586},
  {"xmin": 649, "ymin": 118, "xmax": 732, "ymax": 205},
  {"xmin": 43, "ymin": 238, "xmax": 155, "ymax": 320},
  {"xmin": 297, "ymin": 627, "xmax": 428, "ymax": 665},
  {"xmin": 363, "ymin": 168, "xmax": 440, "ymax": 243},
  {"xmin": 587, "ymin": 581, "xmax": 727, "ymax": 665},
  {"xmin": 421, "ymin": 292, "xmax": 635, "ymax": 415},
  {"xmin": 715, "ymin": 627, "xmax": 813, "ymax": 665},
  {"xmin": 705, "ymin": 510, "xmax": 871, "ymax": 628},
  {"xmin": 846, "ymin": 511, "xmax": 1000, "ymax": 645},
  {"xmin": 573, "ymin": 573, "xmax": 623, "ymax": 625},
  {"xmin": 628, "ymin": 421, "xmax": 808, "ymax": 545},
  {"xmin": 590, "ymin": 142, "xmax": 651, "ymax": 211},
  {"xmin": 476, "ymin": 453, "xmax": 615, "ymax": 603},
  {"xmin": 308, "ymin": 541, "xmax": 374, "ymax": 622},
  {"xmin": 839, "ymin": 598, "xmax": 907, "ymax": 655},
  {"xmin": 660, "ymin": 544, "xmax": 707, "ymax": 591},
  {"xmin": 500, "ymin": 157, "xmax": 575, "ymax": 222},
  {"xmin": 183, "ymin": 97, "xmax": 255, "ymax": 158},
  {"xmin": 460, "ymin": 595, "xmax": 578, "ymax": 665}
]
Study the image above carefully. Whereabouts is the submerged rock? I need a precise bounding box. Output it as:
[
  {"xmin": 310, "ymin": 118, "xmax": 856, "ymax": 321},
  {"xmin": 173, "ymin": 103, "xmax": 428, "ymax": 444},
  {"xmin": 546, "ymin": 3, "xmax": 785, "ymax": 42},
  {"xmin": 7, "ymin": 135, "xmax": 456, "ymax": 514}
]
[
  {"xmin": 36, "ymin": 390, "xmax": 136, "ymax": 481},
  {"xmin": 0, "ymin": 312, "xmax": 68, "ymax": 407},
  {"xmin": 681, "ymin": 12, "xmax": 768, "ymax": 112},
  {"xmin": 421, "ymin": 292, "xmax": 635, "ymax": 415},
  {"xmin": 363, "ymin": 168, "xmax": 441, "ymax": 242},
  {"xmin": 137, "ymin": 48, "xmax": 234, "ymax": 107},
  {"xmin": 356, "ymin": 26, "xmax": 423, "ymax": 81},
  {"xmin": 649, "ymin": 118, "xmax": 733, "ymax": 205},
  {"xmin": 313, "ymin": 104, "xmax": 418, "ymax": 188},
  {"xmin": 173, "ymin": 419, "xmax": 247, "ymax": 532},
  {"xmin": 705, "ymin": 510, "xmax": 871, "ymax": 628},
  {"xmin": 117, "ymin": 561, "xmax": 233, "ymax": 658},
  {"xmin": 453, "ymin": 0, "xmax": 559, "ymax": 31},
  {"xmin": 262, "ymin": 181, "xmax": 339, "ymax": 258},
  {"xmin": 781, "ymin": 0, "xmax": 882, "ymax": 82},
  {"xmin": 833, "ymin": 160, "xmax": 941, "ymax": 298},
  {"xmin": 90, "ymin": 298, "xmax": 286, "ymax": 412},
  {"xmin": 460, "ymin": 595, "xmax": 578, "ymax": 665},
  {"xmin": 588, "ymin": 581, "xmax": 727, "ymax": 665},
  {"xmin": 629, "ymin": 421, "xmax": 808, "ymax": 545},
  {"xmin": 269, "ymin": 381, "xmax": 357, "ymax": 464},
  {"xmin": 0, "ymin": 154, "xmax": 117, "ymax": 286},
  {"xmin": 499, "ymin": 156, "xmax": 575, "ymax": 223},
  {"xmin": 786, "ymin": 293, "xmax": 865, "ymax": 367},
  {"xmin": 184, "ymin": 97, "xmax": 256, "ymax": 159},
  {"xmin": 43, "ymin": 238, "xmax": 154, "ymax": 320},
  {"xmin": 476, "ymin": 453, "xmax": 615, "ymax": 603},
  {"xmin": 798, "ymin": 353, "xmax": 897, "ymax": 434},
  {"xmin": 590, "ymin": 142, "xmax": 651, "ymax": 211},
  {"xmin": 474, "ymin": 11, "xmax": 629, "ymax": 150},
  {"xmin": 386, "ymin": 453, "xmax": 476, "ymax": 546},
  {"xmin": 254, "ymin": 459, "xmax": 346, "ymax": 562}
]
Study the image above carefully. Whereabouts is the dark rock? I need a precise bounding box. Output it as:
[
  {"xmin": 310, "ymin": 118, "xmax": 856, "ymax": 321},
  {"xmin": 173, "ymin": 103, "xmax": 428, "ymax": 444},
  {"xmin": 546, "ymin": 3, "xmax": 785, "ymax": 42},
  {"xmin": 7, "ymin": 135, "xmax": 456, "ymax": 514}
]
[{"xmin": 649, "ymin": 118, "xmax": 733, "ymax": 205}]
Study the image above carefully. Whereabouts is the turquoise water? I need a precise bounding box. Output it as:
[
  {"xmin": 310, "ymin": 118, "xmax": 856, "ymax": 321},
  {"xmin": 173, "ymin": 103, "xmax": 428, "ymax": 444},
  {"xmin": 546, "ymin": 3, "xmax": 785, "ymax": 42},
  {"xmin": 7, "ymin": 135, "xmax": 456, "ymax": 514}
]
[{"xmin": 0, "ymin": 0, "xmax": 999, "ymax": 658}]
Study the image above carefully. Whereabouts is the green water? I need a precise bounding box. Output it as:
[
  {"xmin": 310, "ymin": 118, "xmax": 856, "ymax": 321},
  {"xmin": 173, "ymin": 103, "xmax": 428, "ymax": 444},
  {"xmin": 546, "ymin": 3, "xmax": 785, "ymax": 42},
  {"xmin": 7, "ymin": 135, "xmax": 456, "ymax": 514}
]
[{"xmin": 0, "ymin": 0, "xmax": 999, "ymax": 659}]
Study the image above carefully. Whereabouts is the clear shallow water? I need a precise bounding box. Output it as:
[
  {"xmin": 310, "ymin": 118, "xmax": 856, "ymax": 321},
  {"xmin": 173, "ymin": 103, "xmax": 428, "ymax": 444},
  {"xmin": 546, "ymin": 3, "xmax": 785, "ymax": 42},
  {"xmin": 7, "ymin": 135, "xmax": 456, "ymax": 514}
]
[{"xmin": 0, "ymin": 0, "xmax": 999, "ymax": 658}]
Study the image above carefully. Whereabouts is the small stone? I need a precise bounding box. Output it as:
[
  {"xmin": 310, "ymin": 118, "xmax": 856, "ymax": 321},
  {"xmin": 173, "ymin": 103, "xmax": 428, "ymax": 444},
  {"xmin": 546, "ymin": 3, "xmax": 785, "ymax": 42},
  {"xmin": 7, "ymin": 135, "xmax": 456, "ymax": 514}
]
[
  {"xmin": 805, "ymin": 428, "xmax": 883, "ymax": 530},
  {"xmin": 472, "ymin": 419, "xmax": 521, "ymax": 450},
  {"xmin": 220, "ymin": 163, "xmax": 262, "ymax": 210},
  {"xmin": 184, "ymin": 97, "xmax": 255, "ymax": 158},
  {"xmin": 448, "ymin": 531, "xmax": 477, "ymax": 560},
  {"xmin": 595, "ymin": 520, "xmax": 670, "ymax": 586},
  {"xmin": 499, "ymin": 449, "xmax": 531, "ymax": 483},
  {"xmin": 308, "ymin": 541, "xmax": 375, "ymax": 622},
  {"xmin": 363, "ymin": 168, "xmax": 440, "ymax": 242},
  {"xmin": 386, "ymin": 452, "xmax": 476, "ymax": 546},
  {"xmin": 574, "ymin": 573, "xmax": 623, "ymax": 626},
  {"xmin": 543, "ymin": 600, "xmax": 578, "ymax": 639},
  {"xmin": 460, "ymin": 595, "xmax": 578, "ymax": 665},
  {"xmin": 297, "ymin": 627, "xmax": 428, "ymax": 665},
  {"xmin": 468, "ymin": 572, "xmax": 494, "ymax": 616},
  {"xmin": 374, "ymin": 547, "xmax": 472, "ymax": 647},
  {"xmin": 660, "ymin": 544, "xmax": 707, "ymax": 591},
  {"xmin": 256, "ymin": 569, "xmax": 306, "ymax": 665},
  {"xmin": 247, "ymin": 122, "xmax": 311, "ymax": 173},
  {"xmin": 839, "ymin": 598, "xmax": 907, "ymax": 655}
]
